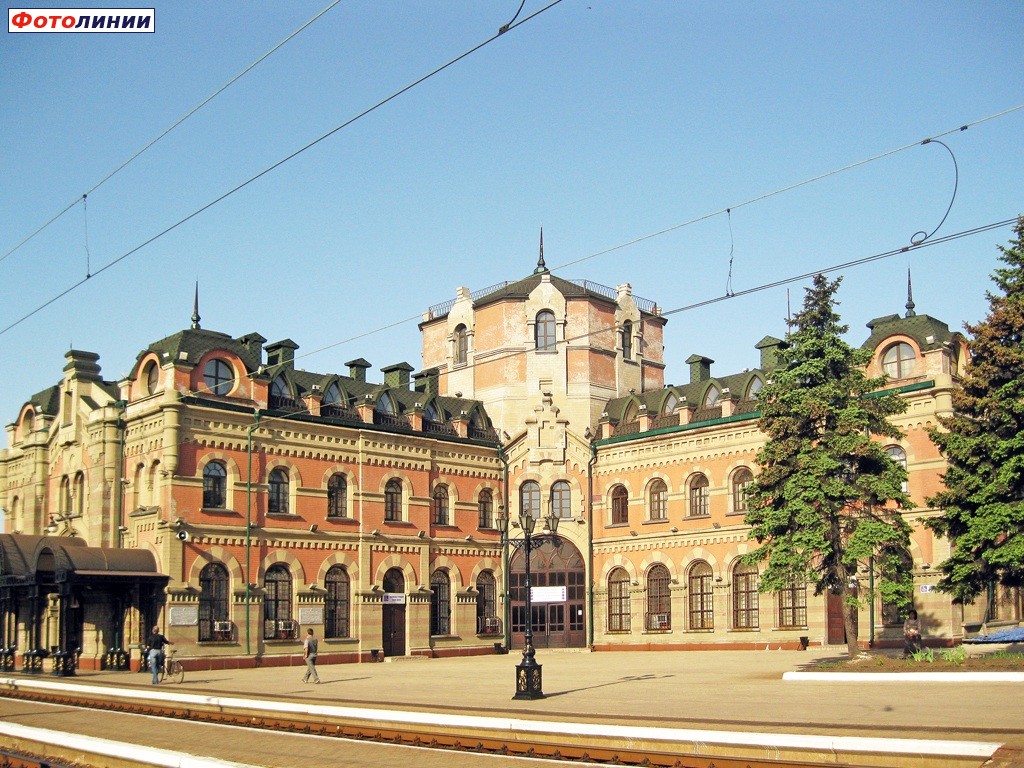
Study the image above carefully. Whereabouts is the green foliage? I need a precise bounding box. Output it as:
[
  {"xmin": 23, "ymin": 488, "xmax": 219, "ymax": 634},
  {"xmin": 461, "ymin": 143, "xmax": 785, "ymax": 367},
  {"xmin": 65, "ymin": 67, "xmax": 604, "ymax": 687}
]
[
  {"xmin": 940, "ymin": 645, "xmax": 966, "ymax": 665},
  {"xmin": 927, "ymin": 217, "xmax": 1024, "ymax": 604},
  {"xmin": 743, "ymin": 274, "xmax": 913, "ymax": 655},
  {"xmin": 911, "ymin": 648, "xmax": 935, "ymax": 663}
]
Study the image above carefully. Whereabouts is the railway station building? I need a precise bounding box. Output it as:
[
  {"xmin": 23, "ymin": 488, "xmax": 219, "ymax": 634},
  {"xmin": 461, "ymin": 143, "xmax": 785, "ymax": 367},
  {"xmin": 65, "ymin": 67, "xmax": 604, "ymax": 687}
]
[{"xmin": 1, "ymin": 246, "xmax": 1019, "ymax": 672}]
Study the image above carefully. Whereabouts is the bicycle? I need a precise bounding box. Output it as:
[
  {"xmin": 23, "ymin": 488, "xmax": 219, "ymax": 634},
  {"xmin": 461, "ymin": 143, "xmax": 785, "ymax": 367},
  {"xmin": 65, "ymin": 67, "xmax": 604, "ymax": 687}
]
[{"xmin": 158, "ymin": 649, "xmax": 185, "ymax": 684}]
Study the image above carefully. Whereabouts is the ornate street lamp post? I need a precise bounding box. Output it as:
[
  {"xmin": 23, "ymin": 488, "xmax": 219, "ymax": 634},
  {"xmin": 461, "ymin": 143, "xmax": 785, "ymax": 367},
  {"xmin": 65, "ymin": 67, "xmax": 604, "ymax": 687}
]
[{"xmin": 497, "ymin": 506, "xmax": 561, "ymax": 700}]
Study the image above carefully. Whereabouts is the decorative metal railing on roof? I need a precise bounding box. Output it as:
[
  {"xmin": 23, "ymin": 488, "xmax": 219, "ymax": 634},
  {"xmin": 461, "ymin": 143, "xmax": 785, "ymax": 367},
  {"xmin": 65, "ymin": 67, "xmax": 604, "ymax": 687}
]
[{"xmin": 425, "ymin": 278, "xmax": 659, "ymax": 319}]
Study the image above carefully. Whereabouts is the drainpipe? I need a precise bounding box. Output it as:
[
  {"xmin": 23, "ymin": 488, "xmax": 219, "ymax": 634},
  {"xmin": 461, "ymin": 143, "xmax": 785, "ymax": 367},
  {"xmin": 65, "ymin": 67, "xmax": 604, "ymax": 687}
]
[
  {"xmin": 498, "ymin": 444, "xmax": 510, "ymax": 650},
  {"xmin": 587, "ymin": 439, "xmax": 597, "ymax": 649},
  {"xmin": 245, "ymin": 410, "xmax": 261, "ymax": 656},
  {"xmin": 114, "ymin": 400, "xmax": 127, "ymax": 548},
  {"xmin": 868, "ymin": 555, "xmax": 875, "ymax": 648}
]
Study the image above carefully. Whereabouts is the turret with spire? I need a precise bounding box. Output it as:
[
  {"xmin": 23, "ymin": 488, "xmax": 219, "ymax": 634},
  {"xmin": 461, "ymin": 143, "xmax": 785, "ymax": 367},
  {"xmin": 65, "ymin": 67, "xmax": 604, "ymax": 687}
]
[
  {"xmin": 533, "ymin": 227, "xmax": 548, "ymax": 274},
  {"xmin": 905, "ymin": 268, "xmax": 916, "ymax": 318},
  {"xmin": 191, "ymin": 281, "xmax": 202, "ymax": 329}
]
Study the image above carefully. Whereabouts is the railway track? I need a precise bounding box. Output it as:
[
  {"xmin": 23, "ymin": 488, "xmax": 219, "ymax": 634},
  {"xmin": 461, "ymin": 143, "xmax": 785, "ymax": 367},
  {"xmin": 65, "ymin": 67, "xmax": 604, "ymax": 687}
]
[{"xmin": 0, "ymin": 675, "xmax": 1010, "ymax": 768}]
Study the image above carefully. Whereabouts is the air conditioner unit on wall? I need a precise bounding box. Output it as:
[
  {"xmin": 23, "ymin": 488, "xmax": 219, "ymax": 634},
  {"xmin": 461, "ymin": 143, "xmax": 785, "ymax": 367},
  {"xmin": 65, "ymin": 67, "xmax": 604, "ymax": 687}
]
[
  {"xmin": 277, "ymin": 620, "xmax": 296, "ymax": 631},
  {"xmin": 214, "ymin": 621, "xmax": 232, "ymax": 633}
]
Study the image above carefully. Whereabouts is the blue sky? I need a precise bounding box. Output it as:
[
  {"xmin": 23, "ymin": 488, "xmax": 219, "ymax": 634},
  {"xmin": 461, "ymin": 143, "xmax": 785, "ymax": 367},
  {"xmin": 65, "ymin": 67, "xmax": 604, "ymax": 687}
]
[{"xmin": 1, "ymin": 1, "xmax": 1022, "ymax": 427}]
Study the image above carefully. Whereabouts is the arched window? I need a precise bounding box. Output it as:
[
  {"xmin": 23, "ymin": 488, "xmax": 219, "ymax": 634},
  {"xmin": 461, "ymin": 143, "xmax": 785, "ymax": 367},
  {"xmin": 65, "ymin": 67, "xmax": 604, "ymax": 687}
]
[
  {"xmin": 477, "ymin": 489, "xmax": 493, "ymax": 528},
  {"xmin": 59, "ymin": 476, "xmax": 71, "ymax": 515},
  {"xmin": 551, "ymin": 481, "xmax": 571, "ymax": 519},
  {"xmin": 688, "ymin": 561, "xmax": 714, "ymax": 630},
  {"xmin": 263, "ymin": 564, "xmax": 293, "ymax": 639},
  {"xmin": 269, "ymin": 375, "xmax": 290, "ymax": 406},
  {"xmin": 325, "ymin": 565, "xmax": 351, "ymax": 639},
  {"xmin": 662, "ymin": 392, "xmax": 678, "ymax": 415},
  {"xmin": 203, "ymin": 358, "xmax": 233, "ymax": 396},
  {"xmin": 144, "ymin": 361, "xmax": 160, "ymax": 395},
  {"xmin": 608, "ymin": 568, "xmax": 631, "ymax": 632},
  {"xmin": 535, "ymin": 310, "xmax": 556, "ymax": 351},
  {"xmin": 520, "ymin": 481, "xmax": 541, "ymax": 521},
  {"xmin": 327, "ymin": 473, "xmax": 347, "ymax": 518},
  {"xmin": 203, "ymin": 461, "xmax": 227, "ymax": 509},
  {"xmin": 430, "ymin": 569, "xmax": 451, "ymax": 636},
  {"xmin": 375, "ymin": 394, "xmax": 394, "ymax": 415},
  {"xmin": 198, "ymin": 563, "xmax": 229, "ymax": 641},
  {"xmin": 621, "ymin": 319, "xmax": 633, "ymax": 360},
  {"xmin": 646, "ymin": 564, "xmax": 671, "ymax": 630},
  {"xmin": 703, "ymin": 385, "xmax": 720, "ymax": 407},
  {"xmin": 384, "ymin": 478, "xmax": 403, "ymax": 521},
  {"xmin": 424, "ymin": 401, "xmax": 440, "ymax": 422},
  {"xmin": 731, "ymin": 468, "xmax": 753, "ymax": 515},
  {"xmin": 689, "ymin": 474, "xmax": 710, "ymax": 517},
  {"xmin": 882, "ymin": 342, "xmax": 916, "ymax": 379},
  {"xmin": 611, "ymin": 485, "xmax": 629, "ymax": 525},
  {"xmin": 323, "ymin": 383, "xmax": 342, "ymax": 405},
  {"xmin": 733, "ymin": 563, "xmax": 759, "ymax": 629},
  {"xmin": 745, "ymin": 376, "xmax": 763, "ymax": 400},
  {"xmin": 432, "ymin": 485, "xmax": 450, "ymax": 526},
  {"xmin": 886, "ymin": 445, "xmax": 909, "ymax": 493},
  {"xmin": 268, "ymin": 468, "xmax": 290, "ymax": 514},
  {"xmin": 73, "ymin": 471, "xmax": 85, "ymax": 516},
  {"xmin": 476, "ymin": 570, "xmax": 498, "ymax": 634},
  {"xmin": 648, "ymin": 479, "xmax": 667, "ymax": 521},
  {"xmin": 778, "ymin": 579, "xmax": 807, "ymax": 629},
  {"xmin": 454, "ymin": 324, "xmax": 468, "ymax": 365}
]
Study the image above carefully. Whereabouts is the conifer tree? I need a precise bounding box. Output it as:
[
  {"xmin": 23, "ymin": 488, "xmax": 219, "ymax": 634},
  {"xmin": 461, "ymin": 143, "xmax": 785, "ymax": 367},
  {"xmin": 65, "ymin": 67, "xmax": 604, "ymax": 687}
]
[
  {"xmin": 743, "ymin": 274, "xmax": 913, "ymax": 658},
  {"xmin": 927, "ymin": 217, "xmax": 1024, "ymax": 610}
]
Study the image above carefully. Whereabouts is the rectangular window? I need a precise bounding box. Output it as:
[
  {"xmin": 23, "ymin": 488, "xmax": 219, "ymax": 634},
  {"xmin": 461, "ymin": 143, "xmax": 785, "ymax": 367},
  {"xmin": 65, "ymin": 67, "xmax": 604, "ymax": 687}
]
[{"xmin": 778, "ymin": 582, "xmax": 807, "ymax": 628}]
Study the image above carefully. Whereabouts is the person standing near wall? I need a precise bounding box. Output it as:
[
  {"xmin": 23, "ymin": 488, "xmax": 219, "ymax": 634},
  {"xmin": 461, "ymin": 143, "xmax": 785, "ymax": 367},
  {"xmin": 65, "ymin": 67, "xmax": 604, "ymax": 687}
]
[{"xmin": 302, "ymin": 628, "xmax": 321, "ymax": 684}]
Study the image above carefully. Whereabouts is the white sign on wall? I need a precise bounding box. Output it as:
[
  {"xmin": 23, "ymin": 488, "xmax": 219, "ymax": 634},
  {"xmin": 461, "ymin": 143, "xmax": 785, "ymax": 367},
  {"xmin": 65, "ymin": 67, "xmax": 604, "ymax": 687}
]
[
  {"xmin": 169, "ymin": 606, "xmax": 198, "ymax": 626},
  {"xmin": 299, "ymin": 606, "xmax": 324, "ymax": 625},
  {"xmin": 531, "ymin": 586, "xmax": 567, "ymax": 603},
  {"xmin": 382, "ymin": 593, "xmax": 407, "ymax": 604}
]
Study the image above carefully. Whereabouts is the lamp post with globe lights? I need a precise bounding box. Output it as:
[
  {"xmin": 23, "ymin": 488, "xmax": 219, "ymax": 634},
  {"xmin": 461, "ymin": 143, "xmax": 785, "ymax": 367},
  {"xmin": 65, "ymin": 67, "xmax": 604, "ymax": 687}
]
[{"xmin": 496, "ymin": 505, "xmax": 561, "ymax": 700}]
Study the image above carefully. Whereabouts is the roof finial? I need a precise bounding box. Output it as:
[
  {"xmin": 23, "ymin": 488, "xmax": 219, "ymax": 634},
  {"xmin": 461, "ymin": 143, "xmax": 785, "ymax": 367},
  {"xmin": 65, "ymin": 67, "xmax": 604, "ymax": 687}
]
[
  {"xmin": 534, "ymin": 226, "xmax": 548, "ymax": 274},
  {"xmin": 905, "ymin": 268, "xmax": 916, "ymax": 317},
  {"xmin": 191, "ymin": 281, "xmax": 201, "ymax": 329}
]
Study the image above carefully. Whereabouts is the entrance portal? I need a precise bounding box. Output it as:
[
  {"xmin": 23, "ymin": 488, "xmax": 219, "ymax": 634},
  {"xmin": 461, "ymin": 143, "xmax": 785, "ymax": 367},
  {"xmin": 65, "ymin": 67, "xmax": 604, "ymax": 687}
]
[
  {"xmin": 381, "ymin": 568, "xmax": 406, "ymax": 657},
  {"xmin": 509, "ymin": 539, "xmax": 585, "ymax": 649}
]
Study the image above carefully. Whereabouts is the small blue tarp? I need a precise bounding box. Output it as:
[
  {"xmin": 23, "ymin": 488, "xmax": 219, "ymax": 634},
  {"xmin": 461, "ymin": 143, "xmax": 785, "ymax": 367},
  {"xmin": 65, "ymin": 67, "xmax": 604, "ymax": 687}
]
[{"xmin": 963, "ymin": 627, "xmax": 1024, "ymax": 644}]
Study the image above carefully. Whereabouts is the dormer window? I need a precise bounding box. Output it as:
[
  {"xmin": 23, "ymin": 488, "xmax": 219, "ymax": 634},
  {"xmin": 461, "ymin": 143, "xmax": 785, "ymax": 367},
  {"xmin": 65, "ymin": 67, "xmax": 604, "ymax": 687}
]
[
  {"xmin": 703, "ymin": 385, "xmax": 720, "ymax": 407},
  {"xmin": 375, "ymin": 393, "xmax": 395, "ymax": 415},
  {"xmin": 745, "ymin": 377, "xmax": 763, "ymax": 400},
  {"xmin": 269, "ymin": 376, "xmax": 295, "ymax": 409},
  {"xmin": 882, "ymin": 342, "xmax": 915, "ymax": 379},
  {"xmin": 203, "ymin": 358, "xmax": 234, "ymax": 396},
  {"xmin": 424, "ymin": 402, "xmax": 440, "ymax": 422},
  {"xmin": 535, "ymin": 310, "xmax": 556, "ymax": 351},
  {"xmin": 662, "ymin": 393, "xmax": 678, "ymax": 415}
]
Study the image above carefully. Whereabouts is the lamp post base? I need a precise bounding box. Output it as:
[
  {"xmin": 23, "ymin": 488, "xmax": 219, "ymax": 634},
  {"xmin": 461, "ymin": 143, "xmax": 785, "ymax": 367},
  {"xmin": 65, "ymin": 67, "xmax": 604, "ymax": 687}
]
[{"xmin": 514, "ymin": 659, "xmax": 544, "ymax": 700}]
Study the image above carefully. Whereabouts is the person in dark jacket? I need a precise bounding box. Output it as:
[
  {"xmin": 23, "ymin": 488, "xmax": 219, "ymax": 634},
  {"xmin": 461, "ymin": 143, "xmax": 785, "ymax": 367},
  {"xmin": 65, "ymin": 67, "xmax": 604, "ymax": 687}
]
[{"xmin": 146, "ymin": 625, "xmax": 172, "ymax": 685}]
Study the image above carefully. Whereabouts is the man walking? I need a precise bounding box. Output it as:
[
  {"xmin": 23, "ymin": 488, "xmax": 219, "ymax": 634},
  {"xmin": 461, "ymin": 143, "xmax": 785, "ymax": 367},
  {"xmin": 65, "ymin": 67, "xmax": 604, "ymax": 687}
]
[
  {"xmin": 302, "ymin": 627, "xmax": 321, "ymax": 684},
  {"xmin": 146, "ymin": 625, "xmax": 172, "ymax": 685}
]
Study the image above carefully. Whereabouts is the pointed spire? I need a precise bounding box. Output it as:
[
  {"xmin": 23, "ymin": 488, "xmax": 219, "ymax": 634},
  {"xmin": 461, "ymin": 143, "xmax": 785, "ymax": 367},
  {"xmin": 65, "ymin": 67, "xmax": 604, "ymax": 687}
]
[
  {"xmin": 191, "ymin": 281, "xmax": 202, "ymax": 329},
  {"xmin": 534, "ymin": 226, "xmax": 548, "ymax": 274},
  {"xmin": 905, "ymin": 268, "xmax": 916, "ymax": 317}
]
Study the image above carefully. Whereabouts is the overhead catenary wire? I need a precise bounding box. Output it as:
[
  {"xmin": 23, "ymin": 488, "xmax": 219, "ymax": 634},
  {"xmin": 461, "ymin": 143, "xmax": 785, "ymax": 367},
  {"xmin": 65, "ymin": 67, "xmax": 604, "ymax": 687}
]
[
  {"xmin": 0, "ymin": 0, "xmax": 344, "ymax": 268},
  {"xmin": 550, "ymin": 105, "xmax": 1024, "ymax": 274},
  {"xmin": 154, "ymin": 215, "xmax": 1016, "ymax": 439},
  {"xmin": 0, "ymin": 0, "xmax": 566, "ymax": 340}
]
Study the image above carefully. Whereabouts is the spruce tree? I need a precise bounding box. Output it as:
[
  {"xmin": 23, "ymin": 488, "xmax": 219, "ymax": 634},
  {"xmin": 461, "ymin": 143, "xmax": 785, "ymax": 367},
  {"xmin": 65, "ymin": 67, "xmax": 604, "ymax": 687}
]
[
  {"xmin": 743, "ymin": 273, "xmax": 913, "ymax": 658},
  {"xmin": 927, "ymin": 217, "xmax": 1024, "ymax": 610}
]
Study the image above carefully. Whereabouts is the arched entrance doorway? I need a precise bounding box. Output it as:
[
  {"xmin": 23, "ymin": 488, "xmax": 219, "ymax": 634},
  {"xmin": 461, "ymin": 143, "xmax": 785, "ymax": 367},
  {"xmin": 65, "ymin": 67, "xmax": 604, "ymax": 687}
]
[
  {"xmin": 509, "ymin": 539, "xmax": 585, "ymax": 649},
  {"xmin": 381, "ymin": 568, "xmax": 406, "ymax": 657}
]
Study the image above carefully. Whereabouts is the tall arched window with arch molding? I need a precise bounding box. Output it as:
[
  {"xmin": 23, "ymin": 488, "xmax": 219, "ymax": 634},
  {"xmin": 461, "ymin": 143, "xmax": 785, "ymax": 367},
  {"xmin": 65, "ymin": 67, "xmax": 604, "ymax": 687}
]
[
  {"xmin": 263, "ymin": 564, "xmax": 293, "ymax": 639},
  {"xmin": 689, "ymin": 474, "xmax": 710, "ymax": 517},
  {"xmin": 551, "ymin": 481, "xmax": 571, "ymax": 519},
  {"xmin": 688, "ymin": 561, "xmax": 714, "ymax": 630},
  {"xmin": 325, "ymin": 565, "xmax": 351, "ymax": 639},
  {"xmin": 621, "ymin": 319, "xmax": 633, "ymax": 360},
  {"xmin": 520, "ymin": 481, "xmax": 540, "ymax": 521},
  {"xmin": 327, "ymin": 473, "xmax": 347, "ymax": 518},
  {"xmin": 611, "ymin": 485, "xmax": 629, "ymax": 525},
  {"xmin": 268, "ymin": 468, "xmax": 289, "ymax": 514},
  {"xmin": 199, "ymin": 563, "xmax": 229, "ymax": 641},
  {"xmin": 535, "ymin": 310, "xmax": 556, "ymax": 351},
  {"xmin": 646, "ymin": 564, "xmax": 671, "ymax": 630},
  {"xmin": 648, "ymin": 479, "xmax": 667, "ymax": 521},
  {"xmin": 733, "ymin": 563, "xmax": 759, "ymax": 629},
  {"xmin": 203, "ymin": 461, "xmax": 227, "ymax": 509},
  {"xmin": 384, "ymin": 478, "xmax": 403, "ymax": 521},
  {"xmin": 430, "ymin": 569, "xmax": 451, "ymax": 635},
  {"xmin": 731, "ymin": 468, "xmax": 753, "ymax": 515},
  {"xmin": 454, "ymin": 324, "xmax": 468, "ymax": 365},
  {"xmin": 607, "ymin": 567, "xmax": 631, "ymax": 632}
]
